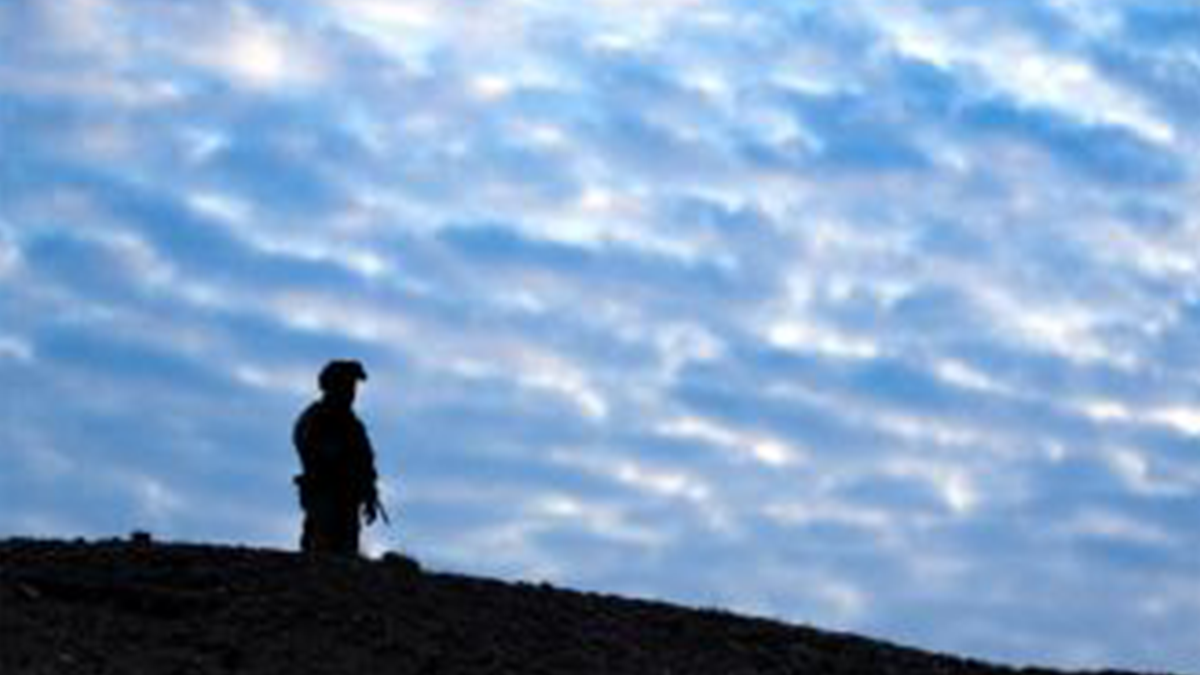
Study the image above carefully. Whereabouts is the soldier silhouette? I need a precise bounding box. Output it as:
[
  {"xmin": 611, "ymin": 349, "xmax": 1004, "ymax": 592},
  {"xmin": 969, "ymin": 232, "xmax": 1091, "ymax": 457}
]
[{"xmin": 293, "ymin": 360, "xmax": 384, "ymax": 555}]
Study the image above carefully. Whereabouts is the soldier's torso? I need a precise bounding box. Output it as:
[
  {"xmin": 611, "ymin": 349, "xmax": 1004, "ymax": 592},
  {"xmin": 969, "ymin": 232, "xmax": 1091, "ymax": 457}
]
[{"xmin": 295, "ymin": 401, "xmax": 372, "ymax": 498}]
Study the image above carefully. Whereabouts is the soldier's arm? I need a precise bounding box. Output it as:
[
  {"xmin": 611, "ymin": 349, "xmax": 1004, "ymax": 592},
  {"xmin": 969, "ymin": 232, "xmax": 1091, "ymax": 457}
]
[
  {"xmin": 354, "ymin": 418, "xmax": 379, "ymax": 485},
  {"xmin": 293, "ymin": 407, "xmax": 316, "ymax": 468},
  {"xmin": 354, "ymin": 419, "xmax": 384, "ymax": 523}
]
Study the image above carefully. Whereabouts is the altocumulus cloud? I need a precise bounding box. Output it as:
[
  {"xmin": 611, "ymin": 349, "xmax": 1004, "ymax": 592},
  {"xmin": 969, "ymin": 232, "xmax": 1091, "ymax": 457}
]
[{"xmin": 2, "ymin": 0, "xmax": 1199, "ymax": 670}]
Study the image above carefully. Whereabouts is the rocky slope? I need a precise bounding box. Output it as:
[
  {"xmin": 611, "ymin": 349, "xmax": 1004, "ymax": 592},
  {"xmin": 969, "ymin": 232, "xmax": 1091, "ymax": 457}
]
[{"xmin": 0, "ymin": 537, "xmax": 1173, "ymax": 675}]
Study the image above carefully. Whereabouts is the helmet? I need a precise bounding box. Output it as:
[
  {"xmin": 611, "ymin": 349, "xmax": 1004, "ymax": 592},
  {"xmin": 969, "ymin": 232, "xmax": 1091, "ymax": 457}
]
[{"xmin": 318, "ymin": 359, "xmax": 368, "ymax": 391}]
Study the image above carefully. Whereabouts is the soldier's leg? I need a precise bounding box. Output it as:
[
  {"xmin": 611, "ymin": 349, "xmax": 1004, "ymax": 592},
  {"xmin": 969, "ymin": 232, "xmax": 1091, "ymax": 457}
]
[
  {"xmin": 329, "ymin": 504, "xmax": 361, "ymax": 556},
  {"xmin": 301, "ymin": 509, "xmax": 327, "ymax": 553},
  {"xmin": 302, "ymin": 494, "xmax": 341, "ymax": 554},
  {"xmin": 300, "ymin": 512, "xmax": 313, "ymax": 552}
]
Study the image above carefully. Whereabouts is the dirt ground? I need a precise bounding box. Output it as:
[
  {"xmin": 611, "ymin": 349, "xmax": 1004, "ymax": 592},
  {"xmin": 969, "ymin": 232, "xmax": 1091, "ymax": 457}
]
[{"xmin": 0, "ymin": 537, "xmax": 1167, "ymax": 675}]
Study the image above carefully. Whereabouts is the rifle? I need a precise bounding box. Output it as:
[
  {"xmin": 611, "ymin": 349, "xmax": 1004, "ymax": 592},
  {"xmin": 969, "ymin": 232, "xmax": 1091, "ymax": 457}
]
[
  {"xmin": 377, "ymin": 499, "xmax": 391, "ymax": 527},
  {"xmin": 367, "ymin": 493, "xmax": 391, "ymax": 527}
]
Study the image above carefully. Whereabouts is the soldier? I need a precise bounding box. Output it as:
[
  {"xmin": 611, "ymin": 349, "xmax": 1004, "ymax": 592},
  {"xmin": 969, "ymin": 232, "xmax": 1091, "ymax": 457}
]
[{"xmin": 293, "ymin": 359, "xmax": 384, "ymax": 555}]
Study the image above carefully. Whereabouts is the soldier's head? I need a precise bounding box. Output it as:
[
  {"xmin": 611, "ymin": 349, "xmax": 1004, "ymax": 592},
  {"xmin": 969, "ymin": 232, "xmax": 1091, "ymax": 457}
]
[{"xmin": 319, "ymin": 359, "xmax": 367, "ymax": 408}]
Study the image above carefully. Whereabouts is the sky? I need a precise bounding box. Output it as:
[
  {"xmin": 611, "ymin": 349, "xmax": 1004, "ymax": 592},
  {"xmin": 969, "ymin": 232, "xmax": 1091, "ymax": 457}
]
[{"xmin": 1, "ymin": 0, "xmax": 1199, "ymax": 670}]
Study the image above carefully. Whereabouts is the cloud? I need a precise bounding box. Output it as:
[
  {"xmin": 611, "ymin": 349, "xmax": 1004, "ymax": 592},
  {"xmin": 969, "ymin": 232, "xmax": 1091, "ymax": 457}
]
[{"xmin": 2, "ymin": 0, "xmax": 1199, "ymax": 671}]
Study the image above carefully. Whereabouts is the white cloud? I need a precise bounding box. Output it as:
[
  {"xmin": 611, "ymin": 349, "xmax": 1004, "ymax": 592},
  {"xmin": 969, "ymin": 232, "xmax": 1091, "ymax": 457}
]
[
  {"xmin": 885, "ymin": 458, "xmax": 980, "ymax": 516},
  {"xmin": 277, "ymin": 296, "xmax": 405, "ymax": 342},
  {"xmin": 656, "ymin": 415, "xmax": 803, "ymax": 467},
  {"xmin": 0, "ymin": 335, "xmax": 35, "ymax": 363},
  {"xmin": 1060, "ymin": 508, "xmax": 1176, "ymax": 547},
  {"xmin": 0, "ymin": 229, "xmax": 20, "ymax": 279},
  {"xmin": 549, "ymin": 448, "xmax": 711, "ymax": 505},
  {"xmin": 859, "ymin": 0, "xmax": 1174, "ymax": 143},
  {"xmin": 516, "ymin": 352, "xmax": 610, "ymax": 420},
  {"xmin": 528, "ymin": 491, "xmax": 668, "ymax": 547},
  {"xmin": 933, "ymin": 359, "xmax": 1011, "ymax": 395},
  {"xmin": 232, "ymin": 363, "xmax": 311, "ymax": 395},
  {"xmin": 187, "ymin": 191, "xmax": 251, "ymax": 223},
  {"xmin": 763, "ymin": 499, "xmax": 895, "ymax": 535},
  {"xmin": 132, "ymin": 475, "xmax": 187, "ymax": 524},
  {"xmin": 1147, "ymin": 406, "xmax": 1200, "ymax": 437},
  {"xmin": 29, "ymin": 0, "xmax": 121, "ymax": 56},
  {"xmin": 179, "ymin": 4, "xmax": 330, "ymax": 90},
  {"xmin": 4, "ymin": 0, "xmax": 1200, "ymax": 670},
  {"xmin": 766, "ymin": 318, "xmax": 882, "ymax": 360}
]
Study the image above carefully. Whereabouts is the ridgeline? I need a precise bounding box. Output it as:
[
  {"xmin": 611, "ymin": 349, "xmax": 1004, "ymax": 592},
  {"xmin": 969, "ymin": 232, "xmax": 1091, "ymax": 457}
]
[{"xmin": 0, "ymin": 537, "xmax": 1173, "ymax": 675}]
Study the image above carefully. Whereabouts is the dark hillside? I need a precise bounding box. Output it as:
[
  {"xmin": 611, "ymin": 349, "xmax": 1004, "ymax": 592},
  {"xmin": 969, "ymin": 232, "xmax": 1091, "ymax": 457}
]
[{"xmin": 0, "ymin": 538, "xmax": 1174, "ymax": 675}]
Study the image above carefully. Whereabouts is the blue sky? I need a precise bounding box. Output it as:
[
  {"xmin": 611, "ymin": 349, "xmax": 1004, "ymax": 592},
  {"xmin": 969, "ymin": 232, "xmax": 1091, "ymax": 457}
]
[{"xmin": 2, "ymin": 0, "xmax": 1199, "ymax": 670}]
